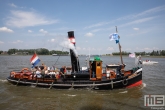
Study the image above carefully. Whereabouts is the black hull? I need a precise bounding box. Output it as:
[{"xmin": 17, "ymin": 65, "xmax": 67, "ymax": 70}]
[{"xmin": 6, "ymin": 71, "xmax": 142, "ymax": 90}]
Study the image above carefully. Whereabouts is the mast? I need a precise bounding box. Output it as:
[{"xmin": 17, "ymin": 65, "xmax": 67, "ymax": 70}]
[
  {"xmin": 68, "ymin": 31, "xmax": 80, "ymax": 72},
  {"xmin": 116, "ymin": 26, "xmax": 123, "ymax": 64}
]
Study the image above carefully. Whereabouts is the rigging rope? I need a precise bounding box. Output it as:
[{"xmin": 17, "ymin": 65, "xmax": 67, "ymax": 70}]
[{"xmin": 54, "ymin": 47, "xmax": 64, "ymax": 66}]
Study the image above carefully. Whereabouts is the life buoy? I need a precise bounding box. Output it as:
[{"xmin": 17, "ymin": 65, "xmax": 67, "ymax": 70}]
[
  {"xmin": 10, "ymin": 71, "xmax": 16, "ymax": 78},
  {"xmin": 21, "ymin": 68, "xmax": 29, "ymax": 73},
  {"xmin": 122, "ymin": 78, "xmax": 128, "ymax": 85},
  {"xmin": 110, "ymin": 71, "xmax": 116, "ymax": 79}
]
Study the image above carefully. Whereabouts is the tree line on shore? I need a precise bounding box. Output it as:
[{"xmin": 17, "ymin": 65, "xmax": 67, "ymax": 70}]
[
  {"xmin": 0, "ymin": 48, "xmax": 69, "ymax": 55},
  {"xmin": 0, "ymin": 48, "xmax": 165, "ymax": 56},
  {"xmin": 110, "ymin": 50, "xmax": 165, "ymax": 56}
]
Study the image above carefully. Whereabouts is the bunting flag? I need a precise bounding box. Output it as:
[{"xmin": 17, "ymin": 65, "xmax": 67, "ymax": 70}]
[
  {"xmin": 129, "ymin": 53, "xmax": 136, "ymax": 58},
  {"xmin": 109, "ymin": 33, "xmax": 119, "ymax": 44},
  {"xmin": 30, "ymin": 53, "xmax": 40, "ymax": 68}
]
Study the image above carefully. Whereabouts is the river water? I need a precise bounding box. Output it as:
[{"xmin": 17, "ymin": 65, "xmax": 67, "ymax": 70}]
[{"xmin": 0, "ymin": 55, "xmax": 165, "ymax": 110}]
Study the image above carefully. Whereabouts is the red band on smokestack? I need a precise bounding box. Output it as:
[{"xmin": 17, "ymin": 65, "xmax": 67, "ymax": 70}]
[
  {"xmin": 69, "ymin": 38, "xmax": 75, "ymax": 44},
  {"xmin": 68, "ymin": 31, "xmax": 76, "ymax": 44}
]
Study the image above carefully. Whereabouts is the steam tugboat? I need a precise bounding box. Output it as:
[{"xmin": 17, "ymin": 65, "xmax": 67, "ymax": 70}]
[{"xmin": 7, "ymin": 30, "xmax": 142, "ymax": 90}]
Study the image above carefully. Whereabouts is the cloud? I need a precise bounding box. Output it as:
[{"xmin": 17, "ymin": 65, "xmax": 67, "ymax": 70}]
[
  {"xmin": 9, "ymin": 3, "xmax": 25, "ymax": 8},
  {"xmin": 133, "ymin": 28, "xmax": 139, "ymax": 31},
  {"xmin": 9, "ymin": 3, "xmax": 17, "ymax": 8},
  {"xmin": 107, "ymin": 47, "xmax": 114, "ymax": 50},
  {"xmin": 0, "ymin": 27, "xmax": 14, "ymax": 33},
  {"xmin": 85, "ymin": 32, "xmax": 94, "ymax": 37},
  {"xmin": 143, "ymin": 48, "xmax": 152, "ymax": 51},
  {"xmin": 125, "ymin": 28, "xmax": 152, "ymax": 37},
  {"xmin": 6, "ymin": 10, "xmax": 58, "ymax": 28},
  {"xmin": 125, "ymin": 48, "xmax": 132, "ymax": 51},
  {"xmin": 39, "ymin": 29, "xmax": 48, "ymax": 34},
  {"xmin": 91, "ymin": 48, "xmax": 96, "ymax": 50},
  {"xmin": 76, "ymin": 46, "xmax": 81, "ymax": 50},
  {"xmin": 12, "ymin": 40, "xmax": 23, "ymax": 44},
  {"xmin": 119, "ymin": 17, "xmax": 156, "ymax": 27},
  {"xmin": 146, "ymin": 47, "xmax": 159, "ymax": 51},
  {"xmin": 0, "ymin": 41, "xmax": 4, "ymax": 44},
  {"xmin": 84, "ymin": 5, "xmax": 165, "ymax": 29},
  {"xmin": 28, "ymin": 30, "xmax": 32, "ymax": 33},
  {"xmin": 132, "ymin": 5, "xmax": 165, "ymax": 18},
  {"xmin": 91, "ymin": 28, "xmax": 103, "ymax": 32},
  {"xmin": 116, "ymin": 6, "xmax": 165, "ymax": 21},
  {"xmin": 97, "ymin": 48, "xmax": 102, "ymax": 50},
  {"xmin": 135, "ymin": 47, "xmax": 159, "ymax": 52},
  {"xmin": 84, "ymin": 22, "xmax": 110, "ymax": 29},
  {"xmin": 48, "ymin": 39, "xmax": 55, "ymax": 42}
]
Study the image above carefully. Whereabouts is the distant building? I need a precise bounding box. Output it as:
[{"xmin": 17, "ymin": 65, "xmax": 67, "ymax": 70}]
[{"xmin": 1, "ymin": 51, "xmax": 8, "ymax": 55}]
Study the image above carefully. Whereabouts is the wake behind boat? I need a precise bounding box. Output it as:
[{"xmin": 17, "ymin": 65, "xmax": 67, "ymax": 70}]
[
  {"xmin": 7, "ymin": 30, "xmax": 143, "ymax": 90},
  {"xmin": 142, "ymin": 60, "xmax": 158, "ymax": 65}
]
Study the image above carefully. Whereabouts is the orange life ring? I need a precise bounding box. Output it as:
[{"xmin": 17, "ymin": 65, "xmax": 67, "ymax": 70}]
[
  {"xmin": 21, "ymin": 68, "xmax": 29, "ymax": 73},
  {"xmin": 10, "ymin": 71, "xmax": 16, "ymax": 78},
  {"xmin": 110, "ymin": 71, "xmax": 116, "ymax": 79}
]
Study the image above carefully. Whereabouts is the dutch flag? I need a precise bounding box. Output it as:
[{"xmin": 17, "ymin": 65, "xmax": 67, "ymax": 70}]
[{"xmin": 30, "ymin": 53, "xmax": 40, "ymax": 68}]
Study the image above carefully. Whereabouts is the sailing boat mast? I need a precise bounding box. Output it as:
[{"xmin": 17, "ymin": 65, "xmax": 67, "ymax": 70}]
[{"xmin": 116, "ymin": 26, "xmax": 123, "ymax": 64}]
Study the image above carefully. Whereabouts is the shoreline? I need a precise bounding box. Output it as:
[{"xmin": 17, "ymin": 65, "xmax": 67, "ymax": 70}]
[
  {"xmin": 110, "ymin": 55, "xmax": 165, "ymax": 58},
  {"xmin": 0, "ymin": 54, "xmax": 165, "ymax": 58}
]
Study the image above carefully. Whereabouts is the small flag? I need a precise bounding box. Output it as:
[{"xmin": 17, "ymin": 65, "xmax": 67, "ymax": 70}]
[
  {"xmin": 129, "ymin": 53, "xmax": 135, "ymax": 58},
  {"xmin": 30, "ymin": 53, "xmax": 40, "ymax": 68},
  {"xmin": 109, "ymin": 33, "xmax": 119, "ymax": 44}
]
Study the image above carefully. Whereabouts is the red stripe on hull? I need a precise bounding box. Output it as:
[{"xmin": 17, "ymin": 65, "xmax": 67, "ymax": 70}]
[{"xmin": 126, "ymin": 80, "xmax": 142, "ymax": 88}]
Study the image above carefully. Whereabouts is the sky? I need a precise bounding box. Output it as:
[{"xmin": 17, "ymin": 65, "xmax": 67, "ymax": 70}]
[{"xmin": 0, "ymin": 0, "xmax": 165, "ymax": 55}]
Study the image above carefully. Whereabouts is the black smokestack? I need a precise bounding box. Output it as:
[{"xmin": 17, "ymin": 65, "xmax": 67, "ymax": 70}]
[{"xmin": 67, "ymin": 31, "xmax": 80, "ymax": 72}]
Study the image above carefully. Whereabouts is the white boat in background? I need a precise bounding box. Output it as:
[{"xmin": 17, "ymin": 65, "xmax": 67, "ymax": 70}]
[
  {"xmin": 52, "ymin": 54, "xmax": 57, "ymax": 56},
  {"xmin": 142, "ymin": 60, "xmax": 158, "ymax": 64}
]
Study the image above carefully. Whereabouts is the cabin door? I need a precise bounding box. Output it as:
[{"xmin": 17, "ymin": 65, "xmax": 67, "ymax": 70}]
[
  {"xmin": 90, "ymin": 61, "xmax": 102, "ymax": 80},
  {"xmin": 95, "ymin": 61, "xmax": 102, "ymax": 79}
]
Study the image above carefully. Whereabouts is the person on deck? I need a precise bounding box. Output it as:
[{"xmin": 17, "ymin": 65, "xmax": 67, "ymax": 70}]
[
  {"xmin": 60, "ymin": 66, "xmax": 66, "ymax": 78},
  {"xmin": 44, "ymin": 67, "xmax": 49, "ymax": 74},
  {"xmin": 91, "ymin": 61, "xmax": 96, "ymax": 78},
  {"xmin": 30, "ymin": 66, "xmax": 38, "ymax": 79},
  {"xmin": 36, "ymin": 67, "xmax": 42, "ymax": 78}
]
